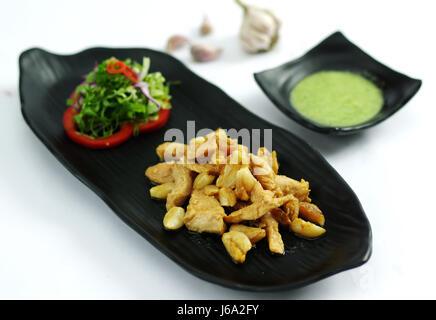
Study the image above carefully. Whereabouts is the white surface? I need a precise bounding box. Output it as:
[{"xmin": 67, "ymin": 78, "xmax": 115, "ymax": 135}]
[{"xmin": 1, "ymin": 0, "xmax": 435, "ymax": 299}]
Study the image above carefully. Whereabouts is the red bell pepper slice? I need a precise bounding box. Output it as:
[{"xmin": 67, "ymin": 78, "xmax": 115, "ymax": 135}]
[
  {"xmin": 138, "ymin": 108, "xmax": 171, "ymax": 133},
  {"xmin": 62, "ymin": 92, "xmax": 171, "ymax": 149},
  {"xmin": 62, "ymin": 106, "xmax": 134, "ymax": 149}
]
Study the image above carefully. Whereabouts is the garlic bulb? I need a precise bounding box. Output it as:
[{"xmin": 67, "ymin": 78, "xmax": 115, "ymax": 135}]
[
  {"xmin": 235, "ymin": 0, "xmax": 281, "ymax": 53},
  {"xmin": 191, "ymin": 44, "xmax": 222, "ymax": 62}
]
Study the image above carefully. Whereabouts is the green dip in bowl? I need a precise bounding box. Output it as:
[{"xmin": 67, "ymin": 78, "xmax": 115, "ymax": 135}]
[{"xmin": 290, "ymin": 71, "xmax": 384, "ymax": 127}]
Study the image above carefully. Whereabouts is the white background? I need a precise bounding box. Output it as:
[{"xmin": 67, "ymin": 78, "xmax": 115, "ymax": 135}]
[{"xmin": 1, "ymin": 0, "xmax": 435, "ymax": 299}]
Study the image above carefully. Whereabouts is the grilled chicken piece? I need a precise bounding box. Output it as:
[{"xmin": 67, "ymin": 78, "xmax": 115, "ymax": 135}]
[
  {"xmin": 186, "ymin": 129, "xmax": 228, "ymax": 164},
  {"xmin": 145, "ymin": 162, "xmax": 174, "ymax": 184},
  {"xmin": 270, "ymin": 207, "xmax": 292, "ymax": 228},
  {"xmin": 186, "ymin": 136, "xmax": 207, "ymax": 162},
  {"xmin": 216, "ymin": 164, "xmax": 244, "ymax": 189},
  {"xmin": 201, "ymin": 128, "xmax": 236, "ymax": 162},
  {"xmin": 210, "ymin": 128, "xmax": 230, "ymax": 164},
  {"xmin": 183, "ymin": 130, "xmax": 234, "ymax": 171},
  {"xmin": 166, "ymin": 165, "xmax": 193, "ymax": 210},
  {"xmin": 232, "ymin": 201, "xmax": 251, "ymax": 211},
  {"xmin": 250, "ymin": 154, "xmax": 282, "ymax": 196},
  {"xmin": 183, "ymin": 163, "xmax": 222, "ymax": 175},
  {"xmin": 223, "ymin": 202, "xmax": 264, "ymax": 224},
  {"xmin": 283, "ymin": 194, "xmax": 300, "ymax": 221},
  {"xmin": 227, "ymin": 144, "xmax": 250, "ymax": 165},
  {"xmin": 224, "ymin": 192, "xmax": 294, "ymax": 224},
  {"xmin": 225, "ymin": 137, "xmax": 239, "ymax": 157},
  {"xmin": 229, "ymin": 224, "xmax": 266, "ymax": 244},
  {"xmin": 214, "ymin": 128, "xmax": 229, "ymax": 148},
  {"xmin": 156, "ymin": 142, "xmax": 187, "ymax": 161},
  {"xmin": 215, "ymin": 143, "xmax": 250, "ymax": 190},
  {"xmin": 271, "ymin": 150, "xmax": 279, "ymax": 175},
  {"xmin": 184, "ymin": 190, "xmax": 227, "ymax": 235},
  {"xmin": 275, "ymin": 175, "xmax": 310, "ymax": 202},
  {"xmin": 250, "ymin": 154, "xmax": 275, "ymax": 188},
  {"xmin": 227, "ymin": 169, "xmax": 294, "ymax": 224},
  {"xmin": 299, "ymin": 202, "xmax": 325, "ymax": 226},
  {"xmin": 193, "ymin": 133, "xmax": 218, "ymax": 163},
  {"xmin": 249, "ymin": 181, "xmax": 272, "ymax": 203},
  {"xmin": 262, "ymin": 212, "xmax": 284, "ymax": 255},
  {"xmin": 257, "ymin": 147, "xmax": 279, "ymax": 174}
]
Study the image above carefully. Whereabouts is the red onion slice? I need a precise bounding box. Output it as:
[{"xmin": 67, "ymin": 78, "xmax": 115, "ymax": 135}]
[{"xmin": 134, "ymin": 82, "xmax": 161, "ymax": 111}]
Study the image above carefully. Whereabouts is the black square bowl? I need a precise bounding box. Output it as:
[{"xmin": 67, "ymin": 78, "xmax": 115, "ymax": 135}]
[{"xmin": 254, "ymin": 31, "xmax": 422, "ymax": 135}]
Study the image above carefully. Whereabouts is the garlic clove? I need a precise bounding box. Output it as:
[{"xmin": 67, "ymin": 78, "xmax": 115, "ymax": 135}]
[
  {"xmin": 166, "ymin": 35, "xmax": 190, "ymax": 53},
  {"xmin": 200, "ymin": 16, "xmax": 213, "ymax": 36},
  {"xmin": 190, "ymin": 44, "xmax": 222, "ymax": 62}
]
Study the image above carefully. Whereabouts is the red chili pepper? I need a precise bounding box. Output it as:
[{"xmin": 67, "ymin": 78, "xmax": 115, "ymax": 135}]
[
  {"xmin": 106, "ymin": 61, "xmax": 126, "ymax": 74},
  {"xmin": 107, "ymin": 60, "xmax": 138, "ymax": 83},
  {"xmin": 123, "ymin": 65, "xmax": 139, "ymax": 83},
  {"xmin": 63, "ymin": 91, "xmax": 171, "ymax": 149}
]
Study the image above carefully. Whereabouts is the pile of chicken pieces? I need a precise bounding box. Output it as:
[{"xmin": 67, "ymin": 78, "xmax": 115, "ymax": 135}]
[{"xmin": 145, "ymin": 129, "xmax": 326, "ymax": 263}]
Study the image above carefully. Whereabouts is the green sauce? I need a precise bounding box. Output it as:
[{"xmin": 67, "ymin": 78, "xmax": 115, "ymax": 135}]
[{"xmin": 290, "ymin": 71, "xmax": 383, "ymax": 127}]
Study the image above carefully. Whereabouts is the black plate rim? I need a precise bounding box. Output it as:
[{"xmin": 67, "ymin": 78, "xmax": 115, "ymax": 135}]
[
  {"xmin": 19, "ymin": 46, "xmax": 372, "ymax": 291},
  {"xmin": 254, "ymin": 31, "xmax": 423, "ymax": 135}
]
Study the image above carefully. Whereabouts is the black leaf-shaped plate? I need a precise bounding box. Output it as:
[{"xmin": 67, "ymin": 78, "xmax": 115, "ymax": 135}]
[
  {"xmin": 254, "ymin": 31, "xmax": 422, "ymax": 135},
  {"xmin": 19, "ymin": 47, "xmax": 372, "ymax": 291}
]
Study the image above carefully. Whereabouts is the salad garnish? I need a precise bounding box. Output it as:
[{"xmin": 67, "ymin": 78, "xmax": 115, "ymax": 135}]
[{"xmin": 65, "ymin": 57, "xmax": 172, "ymax": 144}]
